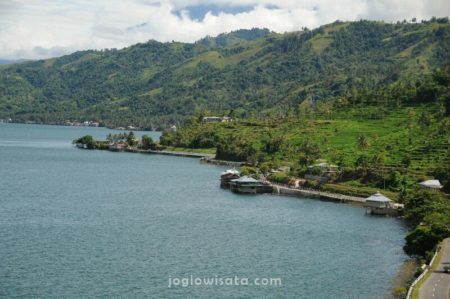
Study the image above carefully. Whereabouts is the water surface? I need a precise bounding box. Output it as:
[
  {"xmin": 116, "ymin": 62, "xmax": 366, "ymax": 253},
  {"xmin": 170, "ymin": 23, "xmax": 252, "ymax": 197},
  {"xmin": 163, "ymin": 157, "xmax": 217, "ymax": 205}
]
[{"xmin": 0, "ymin": 123, "xmax": 408, "ymax": 298}]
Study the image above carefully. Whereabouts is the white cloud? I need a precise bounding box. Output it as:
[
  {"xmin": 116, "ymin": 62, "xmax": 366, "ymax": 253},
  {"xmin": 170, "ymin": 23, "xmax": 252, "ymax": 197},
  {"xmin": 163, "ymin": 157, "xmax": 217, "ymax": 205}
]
[{"xmin": 0, "ymin": 0, "xmax": 448, "ymax": 59}]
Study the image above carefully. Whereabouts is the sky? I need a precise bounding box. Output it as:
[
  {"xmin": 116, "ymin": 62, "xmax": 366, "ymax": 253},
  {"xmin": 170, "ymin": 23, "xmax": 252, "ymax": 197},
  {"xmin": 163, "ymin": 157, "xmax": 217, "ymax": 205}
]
[{"xmin": 0, "ymin": 0, "xmax": 449, "ymax": 60}]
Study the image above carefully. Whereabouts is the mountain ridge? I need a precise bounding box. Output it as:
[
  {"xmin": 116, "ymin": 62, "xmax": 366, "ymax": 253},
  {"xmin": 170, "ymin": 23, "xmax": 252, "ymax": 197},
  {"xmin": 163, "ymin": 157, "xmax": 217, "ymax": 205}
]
[{"xmin": 0, "ymin": 19, "xmax": 449, "ymax": 129}]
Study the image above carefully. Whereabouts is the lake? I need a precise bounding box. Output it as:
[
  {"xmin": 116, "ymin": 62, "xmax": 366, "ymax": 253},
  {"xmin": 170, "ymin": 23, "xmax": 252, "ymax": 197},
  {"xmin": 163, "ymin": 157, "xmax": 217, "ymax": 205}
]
[{"xmin": 0, "ymin": 123, "xmax": 408, "ymax": 298}]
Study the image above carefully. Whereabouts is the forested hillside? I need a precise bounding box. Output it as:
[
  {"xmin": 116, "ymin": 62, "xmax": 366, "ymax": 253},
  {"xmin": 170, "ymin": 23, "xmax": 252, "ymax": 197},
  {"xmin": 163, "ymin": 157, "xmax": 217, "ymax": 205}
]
[{"xmin": 0, "ymin": 19, "xmax": 449, "ymax": 128}]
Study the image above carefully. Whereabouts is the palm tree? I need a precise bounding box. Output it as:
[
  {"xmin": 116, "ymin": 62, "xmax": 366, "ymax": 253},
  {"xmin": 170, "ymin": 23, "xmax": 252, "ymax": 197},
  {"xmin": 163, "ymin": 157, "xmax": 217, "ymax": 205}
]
[{"xmin": 357, "ymin": 134, "xmax": 369, "ymax": 150}]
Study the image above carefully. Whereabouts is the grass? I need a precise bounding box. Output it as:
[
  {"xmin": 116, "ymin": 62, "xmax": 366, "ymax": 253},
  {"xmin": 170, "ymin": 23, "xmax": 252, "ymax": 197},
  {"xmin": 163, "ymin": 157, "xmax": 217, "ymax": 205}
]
[
  {"xmin": 138, "ymin": 68, "xmax": 159, "ymax": 80},
  {"xmin": 180, "ymin": 51, "xmax": 226, "ymax": 70},
  {"xmin": 61, "ymin": 53, "xmax": 99, "ymax": 69},
  {"xmin": 391, "ymin": 259, "xmax": 419, "ymax": 298},
  {"xmin": 164, "ymin": 146, "xmax": 216, "ymax": 155},
  {"xmin": 162, "ymin": 102, "xmax": 449, "ymax": 199},
  {"xmin": 309, "ymin": 36, "xmax": 333, "ymax": 53},
  {"xmin": 321, "ymin": 183, "xmax": 400, "ymax": 200},
  {"xmin": 138, "ymin": 87, "xmax": 161, "ymax": 97}
]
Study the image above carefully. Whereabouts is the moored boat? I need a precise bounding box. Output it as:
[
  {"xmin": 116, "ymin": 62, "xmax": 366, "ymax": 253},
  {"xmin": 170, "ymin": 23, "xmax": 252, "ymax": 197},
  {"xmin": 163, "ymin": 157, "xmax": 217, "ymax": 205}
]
[{"xmin": 220, "ymin": 168, "xmax": 241, "ymax": 188}]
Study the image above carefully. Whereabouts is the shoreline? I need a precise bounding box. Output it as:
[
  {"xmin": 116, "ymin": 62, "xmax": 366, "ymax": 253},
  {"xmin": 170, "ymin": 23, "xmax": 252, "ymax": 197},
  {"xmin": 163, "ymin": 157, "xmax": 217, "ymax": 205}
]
[
  {"xmin": 271, "ymin": 183, "xmax": 367, "ymax": 205},
  {"xmin": 1, "ymin": 121, "xmax": 156, "ymax": 132},
  {"xmin": 83, "ymin": 146, "xmax": 388, "ymax": 208},
  {"xmin": 125, "ymin": 148, "xmax": 214, "ymax": 159},
  {"xmin": 76, "ymin": 143, "xmax": 413, "ymax": 298},
  {"xmin": 100, "ymin": 146, "xmax": 379, "ymax": 207}
]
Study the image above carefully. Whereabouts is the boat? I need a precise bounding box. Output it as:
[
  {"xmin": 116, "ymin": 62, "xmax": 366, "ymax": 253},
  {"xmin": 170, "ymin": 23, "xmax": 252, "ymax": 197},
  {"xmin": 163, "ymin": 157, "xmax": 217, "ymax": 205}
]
[{"xmin": 220, "ymin": 168, "xmax": 241, "ymax": 188}]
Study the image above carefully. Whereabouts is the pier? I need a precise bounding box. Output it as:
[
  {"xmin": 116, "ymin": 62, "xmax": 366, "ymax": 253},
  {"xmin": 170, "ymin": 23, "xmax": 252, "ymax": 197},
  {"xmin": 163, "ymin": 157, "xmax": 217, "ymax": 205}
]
[
  {"xmin": 272, "ymin": 184, "xmax": 366, "ymax": 204},
  {"xmin": 200, "ymin": 157, "xmax": 245, "ymax": 167},
  {"xmin": 126, "ymin": 148, "xmax": 215, "ymax": 158}
]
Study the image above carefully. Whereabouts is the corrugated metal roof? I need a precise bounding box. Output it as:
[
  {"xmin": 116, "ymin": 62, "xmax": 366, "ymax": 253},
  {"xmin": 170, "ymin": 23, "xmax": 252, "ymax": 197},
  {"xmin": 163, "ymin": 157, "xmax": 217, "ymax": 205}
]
[
  {"xmin": 230, "ymin": 176, "xmax": 258, "ymax": 183},
  {"xmin": 308, "ymin": 162, "xmax": 338, "ymax": 168}
]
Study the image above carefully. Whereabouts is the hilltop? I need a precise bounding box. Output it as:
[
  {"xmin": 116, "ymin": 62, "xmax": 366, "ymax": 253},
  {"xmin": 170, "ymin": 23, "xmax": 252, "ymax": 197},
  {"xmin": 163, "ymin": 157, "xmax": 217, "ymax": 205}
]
[{"xmin": 0, "ymin": 19, "xmax": 449, "ymax": 128}]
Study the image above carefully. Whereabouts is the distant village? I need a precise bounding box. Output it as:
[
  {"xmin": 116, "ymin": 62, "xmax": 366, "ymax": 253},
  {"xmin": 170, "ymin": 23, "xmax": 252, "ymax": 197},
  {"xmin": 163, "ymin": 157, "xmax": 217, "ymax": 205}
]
[
  {"xmin": 1, "ymin": 115, "xmax": 234, "ymax": 130},
  {"xmin": 0, "ymin": 118, "xmax": 102, "ymax": 127},
  {"xmin": 0, "ymin": 118, "xmax": 150, "ymax": 131}
]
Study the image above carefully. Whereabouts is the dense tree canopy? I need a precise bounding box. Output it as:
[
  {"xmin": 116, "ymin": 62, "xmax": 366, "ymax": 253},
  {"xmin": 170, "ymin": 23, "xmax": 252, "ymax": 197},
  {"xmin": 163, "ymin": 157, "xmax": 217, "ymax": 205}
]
[{"xmin": 0, "ymin": 20, "xmax": 449, "ymax": 128}]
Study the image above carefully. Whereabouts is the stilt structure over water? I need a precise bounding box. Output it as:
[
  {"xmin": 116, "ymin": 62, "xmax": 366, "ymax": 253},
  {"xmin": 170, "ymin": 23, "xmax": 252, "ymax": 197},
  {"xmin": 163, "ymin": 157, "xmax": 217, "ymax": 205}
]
[
  {"xmin": 364, "ymin": 192, "xmax": 404, "ymax": 216},
  {"xmin": 228, "ymin": 176, "xmax": 273, "ymax": 194}
]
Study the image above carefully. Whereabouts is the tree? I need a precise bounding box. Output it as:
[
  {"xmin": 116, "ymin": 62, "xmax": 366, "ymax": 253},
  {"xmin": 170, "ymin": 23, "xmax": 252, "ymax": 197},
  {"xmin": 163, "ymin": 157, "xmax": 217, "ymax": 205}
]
[
  {"xmin": 402, "ymin": 189, "xmax": 450, "ymax": 257},
  {"xmin": 404, "ymin": 226, "xmax": 439, "ymax": 256},
  {"xmin": 418, "ymin": 112, "xmax": 432, "ymax": 126},
  {"xmin": 401, "ymin": 188, "xmax": 447, "ymax": 225},
  {"xmin": 371, "ymin": 152, "xmax": 385, "ymax": 166},
  {"xmin": 141, "ymin": 135, "xmax": 155, "ymax": 150},
  {"xmin": 357, "ymin": 134, "xmax": 369, "ymax": 150},
  {"xmin": 126, "ymin": 131, "xmax": 137, "ymax": 146},
  {"xmin": 355, "ymin": 155, "xmax": 370, "ymax": 172},
  {"xmin": 264, "ymin": 136, "xmax": 283, "ymax": 154},
  {"xmin": 73, "ymin": 135, "xmax": 96, "ymax": 149}
]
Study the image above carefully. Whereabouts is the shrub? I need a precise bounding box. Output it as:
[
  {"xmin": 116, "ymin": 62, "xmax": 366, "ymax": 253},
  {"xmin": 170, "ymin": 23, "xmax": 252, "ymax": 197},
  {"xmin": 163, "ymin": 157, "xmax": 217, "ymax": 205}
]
[
  {"xmin": 392, "ymin": 287, "xmax": 406, "ymax": 298},
  {"xmin": 141, "ymin": 135, "xmax": 156, "ymax": 150},
  {"xmin": 269, "ymin": 172, "xmax": 290, "ymax": 184},
  {"xmin": 73, "ymin": 135, "xmax": 96, "ymax": 149},
  {"xmin": 240, "ymin": 166, "xmax": 259, "ymax": 177}
]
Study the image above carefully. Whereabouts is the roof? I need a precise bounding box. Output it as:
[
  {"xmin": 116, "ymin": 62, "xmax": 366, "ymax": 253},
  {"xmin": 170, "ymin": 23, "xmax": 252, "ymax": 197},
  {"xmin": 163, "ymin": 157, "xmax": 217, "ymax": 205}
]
[
  {"xmin": 419, "ymin": 179, "xmax": 443, "ymax": 189},
  {"xmin": 366, "ymin": 192, "xmax": 392, "ymax": 202},
  {"xmin": 308, "ymin": 162, "xmax": 338, "ymax": 168},
  {"xmin": 221, "ymin": 168, "xmax": 240, "ymax": 175},
  {"xmin": 230, "ymin": 176, "xmax": 258, "ymax": 183}
]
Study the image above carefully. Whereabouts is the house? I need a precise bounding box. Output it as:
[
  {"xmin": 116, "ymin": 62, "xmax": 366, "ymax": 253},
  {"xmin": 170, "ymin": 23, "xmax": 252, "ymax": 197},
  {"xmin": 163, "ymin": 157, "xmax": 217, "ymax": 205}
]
[
  {"xmin": 365, "ymin": 192, "xmax": 392, "ymax": 208},
  {"xmin": 419, "ymin": 179, "xmax": 443, "ymax": 189},
  {"xmin": 228, "ymin": 176, "xmax": 272, "ymax": 194},
  {"xmin": 169, "ymin": 124, "xmax": 177, "ymax": 132},
  {"xmin": 305, "ymin": 162, "xmax": 340, "ymax": 182},
  {"xmin": 270, "ymin": 166, "xmax": 291, "ymax": 173},
  {"xmin": 307, "ymin": 162, "xmax": 339, "ymax": 172},
  {"xmin": 364, "ymin": 192, "xmax": 404, "ymax": 215},
  {"xmin": 202, "ymin": 116, "xmax": 233, "ymax": 123},
  {"xmin": 108, "ymin": 142, "xmax": 126, "ymax": 151}
]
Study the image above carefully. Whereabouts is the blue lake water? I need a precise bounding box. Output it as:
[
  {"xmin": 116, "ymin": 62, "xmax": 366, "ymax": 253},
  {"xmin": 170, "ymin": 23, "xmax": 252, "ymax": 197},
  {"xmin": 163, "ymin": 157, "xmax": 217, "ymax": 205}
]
[{"xmin": 0, "ymin": 123, "xmax": 408, "ymax": 298}]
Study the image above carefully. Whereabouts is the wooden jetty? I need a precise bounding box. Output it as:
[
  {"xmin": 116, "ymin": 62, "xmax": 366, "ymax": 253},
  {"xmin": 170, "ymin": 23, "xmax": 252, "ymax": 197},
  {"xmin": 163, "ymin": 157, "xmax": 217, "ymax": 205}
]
[{"xmin": 272, "ymin": 184, "xmax": 366, "ymax": 204}]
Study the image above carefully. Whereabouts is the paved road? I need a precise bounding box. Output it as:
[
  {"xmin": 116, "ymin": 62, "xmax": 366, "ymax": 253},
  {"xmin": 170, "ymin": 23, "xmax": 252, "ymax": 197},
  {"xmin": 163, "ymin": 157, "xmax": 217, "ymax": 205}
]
[{"xmin": 419, "ymin": 238, "xmax": 450, "ymax": 299}]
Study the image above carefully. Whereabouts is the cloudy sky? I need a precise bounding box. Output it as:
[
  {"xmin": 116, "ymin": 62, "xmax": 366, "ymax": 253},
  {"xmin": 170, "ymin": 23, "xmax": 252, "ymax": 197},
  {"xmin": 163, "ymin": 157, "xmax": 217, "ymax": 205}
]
[{"xmin": 0, "ymin": 0, "xmax": 448, "ymax": 59}]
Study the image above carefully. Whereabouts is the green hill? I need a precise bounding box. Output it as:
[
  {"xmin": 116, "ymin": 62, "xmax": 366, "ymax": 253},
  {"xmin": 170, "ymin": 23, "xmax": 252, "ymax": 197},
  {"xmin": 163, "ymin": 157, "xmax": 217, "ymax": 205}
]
[{"xmin": 0, "ymin": 19, "xmax": 449, "ymax": 128}]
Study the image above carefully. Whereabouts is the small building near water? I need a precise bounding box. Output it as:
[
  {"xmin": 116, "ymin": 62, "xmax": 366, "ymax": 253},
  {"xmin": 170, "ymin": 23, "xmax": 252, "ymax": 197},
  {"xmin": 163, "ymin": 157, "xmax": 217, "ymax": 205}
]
[
  {"xmin": 109, "ymin": 142, "xmax": 126, "ymax": 151},
  {"xmin": 305, "ymin": 162, "xmax": 340, "ymax": 182},
  {"xmin": 229, "ymin": 176, "xmax": 272, "ymax": 194},
  {"xmin": 202, "ymin": 116, "xmax": 233, "ymax": 123},
  {"xmin": 364, "ymin": 192, "xmax": 404, "ymax": 216},
  {"xmin": 419, "ymin": 179, "xmax": 443, "ymax": 189}
]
